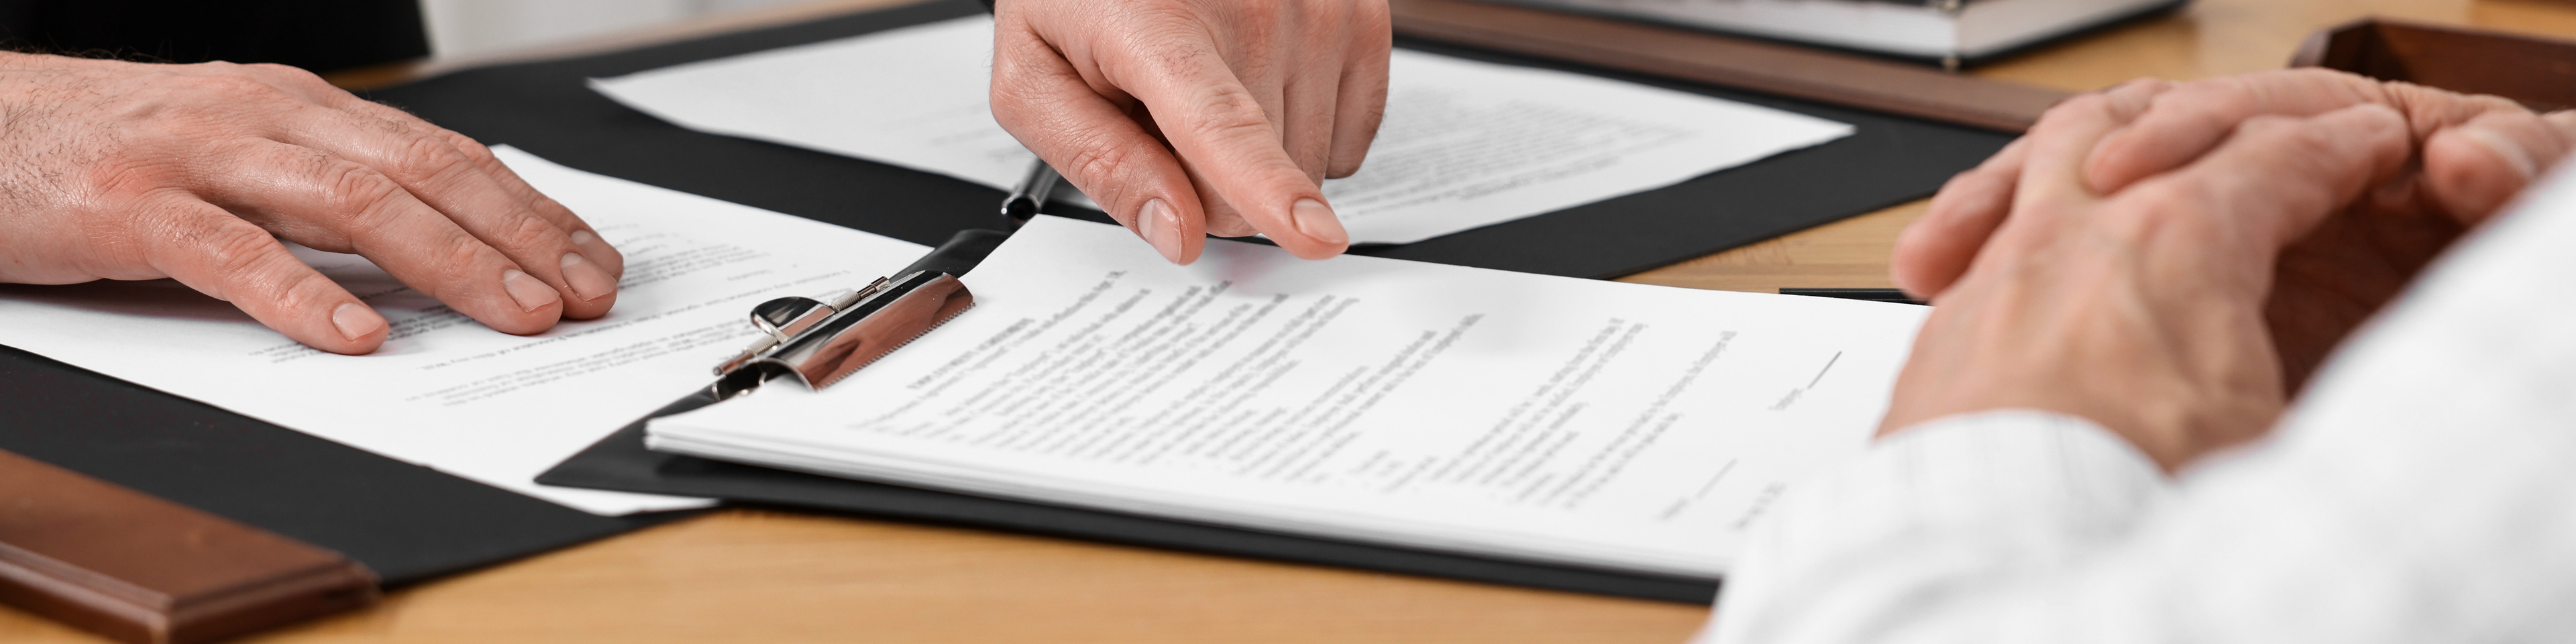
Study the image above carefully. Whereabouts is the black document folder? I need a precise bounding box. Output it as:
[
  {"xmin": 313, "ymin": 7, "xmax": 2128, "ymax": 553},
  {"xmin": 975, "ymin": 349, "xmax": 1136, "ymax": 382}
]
[
  {"xmin": 0, "ymin": 345, "xmax": 676, "ymax": 587},
  {"xmin": 0, "ymin": 0, "xmax": 2007, "ymax": 599},
  {"xmin": 361, "ymin": 0, "xmax": 2012, "ymax": 280}
]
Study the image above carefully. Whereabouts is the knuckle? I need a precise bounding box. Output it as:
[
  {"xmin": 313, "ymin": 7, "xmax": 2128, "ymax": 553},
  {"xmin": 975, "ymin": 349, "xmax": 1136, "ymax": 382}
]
[
  {"xmin": 2037, "ymin": 92, "xmax": 2115, "ymax": 125},
  {"xmin": 183, "ymin": 72, "xmax": 280, "ymax": 98},
  {"xmin": 1058, "ymin": 129, "xmax": 1156, "ymax": 186},
  {"xmin": 270, "ymin": 268, "xmax": 342, "ymax": 315},
  {"xmin": 496, "ymin": 211, "xmax": 564, "ymax": 251},
  {"xmin": 431, "ymin": 228, "xmax": 496, "ymax": 274},
  {"xmin": 155, "ymin": 213, "xmax": 283, "ymax": 289},
  {"xmin": 1118, "ymin": 11, "xmax": 1220, "ymax": 60},
  {"xmin": 244, "ymin": 62, "xmax": 326, "ymax": 86},
  {"xmin": 384, "ymin": 131, "xmax": 478, "ymax": 180},
  {"xmin": 438, "ymin": 131, "xmax": 501, "ymax": 165},
  {"xmin": 198, "ymin": 220, "xmax": 276, "ymax": 268},
  {"xmin": 79, "ymin": 156, "xmax": 180, "ymax": 201},
  {"xmin": 1181, "ymin": 85, "xmax": 1277, "ymax": 143},
  {"xmin": 307, "ymin": 156, "xmax": 412, "ymax": 235},
  {"xmin": 1061, "ymin": 145, "xmax": 1126, "ymax": 184}
]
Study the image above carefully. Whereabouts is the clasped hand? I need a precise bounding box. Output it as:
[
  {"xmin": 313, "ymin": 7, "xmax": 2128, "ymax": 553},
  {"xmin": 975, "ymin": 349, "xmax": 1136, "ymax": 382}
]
[{"xmin": 1882, "ymin": 70, "xmax": 2576, "ymax": 470}]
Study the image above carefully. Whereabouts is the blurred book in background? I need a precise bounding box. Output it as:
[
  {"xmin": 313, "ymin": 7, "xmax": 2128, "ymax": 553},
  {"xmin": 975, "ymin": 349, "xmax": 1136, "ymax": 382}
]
[{"xmin": 1479, "ymin": 0, "xmax": 2187, "ymax": 67}]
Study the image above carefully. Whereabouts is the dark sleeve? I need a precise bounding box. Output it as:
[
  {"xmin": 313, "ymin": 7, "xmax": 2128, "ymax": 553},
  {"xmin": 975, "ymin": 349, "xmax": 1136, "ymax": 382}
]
[{"xmin": 0, "ymin": 0, "xmax": 429, "ymax": 73}]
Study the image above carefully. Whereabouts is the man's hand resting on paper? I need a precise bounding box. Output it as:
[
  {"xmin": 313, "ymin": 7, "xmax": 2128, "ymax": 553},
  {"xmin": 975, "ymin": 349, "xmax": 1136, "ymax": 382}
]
[
  {"xmin": 1894, "ymin": 69, "xmax": 2576, "ymax": 390},
  {"xmin": 988, "ymin": 0, "xmax": 1391, "ymax": 264},
  {"xmin": 1878, "ymin": 75, "xmax": 2576, "ymax": 471},
  {"xmin": 0, "ymin": 53, "xmax": 623, "ymax": 356}
]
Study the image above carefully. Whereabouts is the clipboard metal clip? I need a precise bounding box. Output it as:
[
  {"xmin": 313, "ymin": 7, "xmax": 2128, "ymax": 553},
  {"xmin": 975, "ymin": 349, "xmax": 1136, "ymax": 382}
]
[{"xmin": 709, "ymin": 270, "xmax": 975, "ymax": 399}]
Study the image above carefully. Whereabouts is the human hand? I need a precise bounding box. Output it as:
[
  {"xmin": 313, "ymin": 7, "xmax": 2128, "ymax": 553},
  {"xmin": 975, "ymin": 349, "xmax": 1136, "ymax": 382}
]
[
  {"xmin": 0, "ymin": 54, "xmax": 622, "ymax": 355},
  {"xmin": 988, "ymin": 0, "xmax": 1390, "ymax": 264},
  {"xmin": 1878, "ymin": 85, "xmax": 2414, "ymax": 472},
  {"xmin": 1894, "ymin": 69, "xmax": 2576, "ymax": 388}
]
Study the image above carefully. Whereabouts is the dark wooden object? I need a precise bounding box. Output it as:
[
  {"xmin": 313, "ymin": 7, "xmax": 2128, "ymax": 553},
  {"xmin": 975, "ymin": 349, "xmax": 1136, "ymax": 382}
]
[
  {"xmin": 1389, "ymin": 0, "xmax": 2073, "ymax": 131},
  {"xmin": 0, "ymin": 449, "xmax": 379, "ymax": 643},
  {"xmin": 2293, "ymin": 17, "xmax": 2576, "ymax": 111}
]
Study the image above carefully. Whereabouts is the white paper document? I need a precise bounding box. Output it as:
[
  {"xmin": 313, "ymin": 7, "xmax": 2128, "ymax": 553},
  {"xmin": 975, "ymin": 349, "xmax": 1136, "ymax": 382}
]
[
  {"xmin": 0, "ymin": 148, "xmax": 930, "ymax": 515},
  {"xmin": 590, "ymin": 16, "xmax": 1856, "ymax": 245},
  {"xmin": 649, "ymin": 216, "xmax": 1926, "ymax": 576}
]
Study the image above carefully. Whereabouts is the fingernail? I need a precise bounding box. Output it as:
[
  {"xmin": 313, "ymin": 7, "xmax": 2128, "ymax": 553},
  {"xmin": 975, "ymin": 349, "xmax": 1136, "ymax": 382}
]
[
  {"xmin": 1141, "ymin": 199, "xmax": 1187, "ymax": 264},
  {"xmin": 568, "ymin": 229, "xmax": 623, "ymax": 277},
  {"xmin": 1290, "ymin": 199, "xmax": 1348, "ymax": 247},
  {"xmin": 330, "ymin": 303, "xmax": 382, "ymax": 341},
  {"xmin": 559, "ymin": 252, "xmax": 616, "ymax": 301},
  {"xmin": 500, "ymin": 268, "xmax": 560, "ymax": 312},
  {"xmin": 2461, "ymin": 125, "xmax": 2539, "ymax": 180}
]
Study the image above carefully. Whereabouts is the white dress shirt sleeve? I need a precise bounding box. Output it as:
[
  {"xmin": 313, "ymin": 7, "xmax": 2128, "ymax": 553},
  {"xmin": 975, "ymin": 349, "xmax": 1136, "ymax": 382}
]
[
  {"xmin": 1695, "ymin": 164, "xmax": 2576, "ymax": 644},
  {"xmin": 1694, "ymin": 410, "xmax": 2170, "ymax": 644}
]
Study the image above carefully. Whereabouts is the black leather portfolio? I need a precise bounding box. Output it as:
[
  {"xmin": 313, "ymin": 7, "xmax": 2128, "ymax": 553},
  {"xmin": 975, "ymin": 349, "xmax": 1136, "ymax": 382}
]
[
  {"xmin": 0, "ymin": 345, "xmax": 675, "ymax": 588},
  {"xmin": 0, "ymin": 0, "xmax": 2010, "ymax": 604},
  {"xmin": 361, "ymin": 0, "xmax": 2012, "ymax": 280}
]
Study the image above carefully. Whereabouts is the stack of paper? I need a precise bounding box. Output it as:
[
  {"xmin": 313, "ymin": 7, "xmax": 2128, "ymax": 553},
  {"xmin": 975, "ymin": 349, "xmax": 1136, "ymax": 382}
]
[{"xmin": 648, "ymin": 216, "xmax": 1927, "ymax": 576}]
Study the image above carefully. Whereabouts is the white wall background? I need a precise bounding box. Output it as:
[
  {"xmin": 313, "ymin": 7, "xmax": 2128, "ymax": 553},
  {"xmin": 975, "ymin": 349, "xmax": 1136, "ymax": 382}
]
[{"xmin": 421, "ymin": 0, "xmax": 816, "ymax": 60}]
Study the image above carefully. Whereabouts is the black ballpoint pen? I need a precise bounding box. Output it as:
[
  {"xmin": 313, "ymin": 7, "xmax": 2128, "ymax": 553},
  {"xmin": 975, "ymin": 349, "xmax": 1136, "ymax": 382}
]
[
  {"xmin": 999, "ymin": 158, "xmax": 1062, "ymax": 229},
  {"xmin": 1777, "ymin": 288, "xmax": 1926, "ymax": 306}
]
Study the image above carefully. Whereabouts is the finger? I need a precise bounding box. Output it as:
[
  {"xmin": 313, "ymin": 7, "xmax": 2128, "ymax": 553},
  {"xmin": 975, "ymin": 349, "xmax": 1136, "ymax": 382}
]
[
  {"xmin": 258, "ymin": 102, "xmax": 620, "ymax": 319},
  {"xmin": 195, "ymin": 142, "xmax": 568, "ymax": 335},
  {"xmin": 2127, "ymin": 105, "xmax": 2413, "ymax": 262},
  {"xmin": 1097, "ymin": 21, "xmax": 1348, "ymax": 258},
  {"xmin": 2422, "ymin": 109, "xmax": 2576, "ymax": 223},
  {"xmin": 992, "ymin": 20, "xmax": 1208, "ymax": 264},
  {"xmin": 1326, "ymin": 3, "xmax": 1392, "ymax": 179},
  {"xmin": 1280, "ymin": 31, "xmax": 1342, "ymax": 186},
  {"xmin": 2084, "ymin": 69, "xmax": 2387, "ymax": 194},
  {"xmin": 1902, "ymin": 81, "xmax": 2160, "ymax": 297},
  {"xmin": 1890, "ymin": 138, "xmax": 2027, "ymax": 300},
  {"xmin": 141, "ymin": 197, "xmax": 389, "ymax": 355},
  {"xmin": 1984, "ymin": 82, "xmax": 2171, "ymax": 250},
  {"xmin": 437, "ymin": 131, "xmax": 626, "ymax": 278},
  {"xmin": 231, "ymin": 62, "xmax": 627, "ymax": 280}
]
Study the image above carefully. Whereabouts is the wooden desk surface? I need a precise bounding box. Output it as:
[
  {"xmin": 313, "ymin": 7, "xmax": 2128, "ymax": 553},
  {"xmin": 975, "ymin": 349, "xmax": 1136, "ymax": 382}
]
[{"xmin": 8, "ymin": 1, "xmax": 2574, "ymax": 642}]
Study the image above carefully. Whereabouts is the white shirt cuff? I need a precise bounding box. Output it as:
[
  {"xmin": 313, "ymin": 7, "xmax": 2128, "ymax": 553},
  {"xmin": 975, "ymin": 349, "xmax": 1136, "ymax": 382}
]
[{"xmin": 1695, "ymin": 409, "xmax": 2169, "ymax": 644}]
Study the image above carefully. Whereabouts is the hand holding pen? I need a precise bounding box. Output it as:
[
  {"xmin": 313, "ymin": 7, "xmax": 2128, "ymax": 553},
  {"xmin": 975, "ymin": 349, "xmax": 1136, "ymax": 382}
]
[{"xmin": 985, "ymin": 0, "xmax": 1387, "ymax": 264}]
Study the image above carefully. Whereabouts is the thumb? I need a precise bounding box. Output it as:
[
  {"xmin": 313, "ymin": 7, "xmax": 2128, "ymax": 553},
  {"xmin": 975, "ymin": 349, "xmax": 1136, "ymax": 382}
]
[
  {"xmin": 989, "ymin": 19, "xmax": 1207, "ymax": 264},
  {"xmin": 2422, "ymin": 109, "xmax": 2576, "ymax": 225}
]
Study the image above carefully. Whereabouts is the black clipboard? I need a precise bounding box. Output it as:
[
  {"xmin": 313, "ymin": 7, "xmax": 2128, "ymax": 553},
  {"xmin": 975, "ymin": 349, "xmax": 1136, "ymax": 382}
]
[{"xmin": 537, "ymin": 226, "xmax": 1729, "ymax": 602}]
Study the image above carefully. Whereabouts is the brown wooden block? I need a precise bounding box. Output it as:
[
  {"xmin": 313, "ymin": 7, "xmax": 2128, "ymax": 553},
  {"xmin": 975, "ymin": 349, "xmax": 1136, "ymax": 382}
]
[
  {"xmin": 0, "ymin": 449, "xmax": 379, "ymax": 644},
  {"xmin": 2294, "ymin": 17, "xmax": 2576, "ymax": 111}
]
